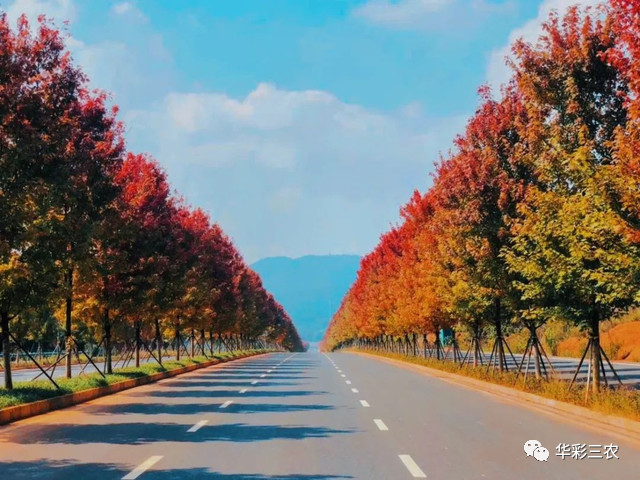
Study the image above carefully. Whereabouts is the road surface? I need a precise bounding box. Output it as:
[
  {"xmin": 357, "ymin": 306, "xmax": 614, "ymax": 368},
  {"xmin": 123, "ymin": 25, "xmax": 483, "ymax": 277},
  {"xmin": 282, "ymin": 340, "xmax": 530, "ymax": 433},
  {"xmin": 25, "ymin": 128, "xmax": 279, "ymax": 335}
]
[
  {"xmin": 4, "ymin": 350, "xmax": 640, "ymax": 389},
  {"xmin": 0, "ymin": 352, "xmax": 638, "ymax": 479}
]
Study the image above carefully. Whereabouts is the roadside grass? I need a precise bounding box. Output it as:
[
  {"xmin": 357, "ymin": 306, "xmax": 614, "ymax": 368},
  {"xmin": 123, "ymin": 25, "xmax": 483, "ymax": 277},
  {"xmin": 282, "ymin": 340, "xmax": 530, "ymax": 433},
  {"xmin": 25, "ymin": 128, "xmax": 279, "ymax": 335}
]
[
  {"xmin": 0, "ymin": 350, "xmax": 264, "ymax": 409},
  {"xmin": 354, "ymin": 349, "xmax": 640, "ymax": 423}
]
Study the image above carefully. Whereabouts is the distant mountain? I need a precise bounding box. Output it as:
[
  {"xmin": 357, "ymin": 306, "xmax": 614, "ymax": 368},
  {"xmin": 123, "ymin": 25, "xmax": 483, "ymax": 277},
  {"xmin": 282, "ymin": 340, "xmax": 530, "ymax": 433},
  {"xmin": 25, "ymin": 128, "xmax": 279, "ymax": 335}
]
[{"xmin": 251, "ymin": 255, "xmax": 361, "ymax": 342}]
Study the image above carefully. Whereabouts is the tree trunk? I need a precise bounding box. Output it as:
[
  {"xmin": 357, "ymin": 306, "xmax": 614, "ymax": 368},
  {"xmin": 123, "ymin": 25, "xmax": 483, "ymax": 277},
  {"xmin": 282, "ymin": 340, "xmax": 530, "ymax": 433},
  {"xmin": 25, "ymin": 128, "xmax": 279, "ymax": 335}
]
[
  {"xmin": 135, "ymin": 321, "xmax": 141, "ymax": 368},
  {"xmin": 531, "ymin": 327, "xmax": 541, "ymax": 379},
  {"xmin": 175, "ymin": 320, "xmax": 181, "ymax": 361},
  {"xmin": 495, "ymin": 298, "xmax": 504, "ymax": 372},
  {"xmin": 190, "ymin": 328, "xmax": 195, "ymax": 358},
  {"xmin": 155, "ymin": 318, "xmax": 162, "ymax": 366},
  {"xmin": 591, "ymin": 310, "xmax": 601, "ymax": 393},
  {"xmin": 473, "ymin": 322, "xmax": 480, "ymax": 367},
  {"xmin": 1, "ymin": 311, "xmax": 13, "ymax": 389},
  {"xmin": 65, "ymin": 268, "xmax": 73, "ymax": 379},
  {"xmin": 104, "ymin": 308, "xmax": 112, "ymax": 375}
]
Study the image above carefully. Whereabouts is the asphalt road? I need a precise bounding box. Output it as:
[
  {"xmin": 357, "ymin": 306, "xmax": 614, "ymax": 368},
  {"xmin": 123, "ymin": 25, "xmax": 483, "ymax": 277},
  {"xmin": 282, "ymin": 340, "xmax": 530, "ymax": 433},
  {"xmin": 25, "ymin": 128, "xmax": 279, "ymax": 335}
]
[
  {"xmin": 4, "ymin": 350, "xmax": 640, "ymax": 389},
  {"xmin": 0, "ymin": 352, "xmax": 638, "ymax": 479}
]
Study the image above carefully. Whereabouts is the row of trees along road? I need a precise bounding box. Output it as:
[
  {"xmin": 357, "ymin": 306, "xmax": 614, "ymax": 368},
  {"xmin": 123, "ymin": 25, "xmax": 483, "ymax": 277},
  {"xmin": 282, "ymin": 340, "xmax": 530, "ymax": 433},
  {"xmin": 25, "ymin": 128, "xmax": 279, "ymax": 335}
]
[
  {"xmin": 0, "ymin": 15, "xmax": 303, "ymax": 390},
  {"xmin": 323, "ymin": 0, "xmax": 640, "ymax": 393}
]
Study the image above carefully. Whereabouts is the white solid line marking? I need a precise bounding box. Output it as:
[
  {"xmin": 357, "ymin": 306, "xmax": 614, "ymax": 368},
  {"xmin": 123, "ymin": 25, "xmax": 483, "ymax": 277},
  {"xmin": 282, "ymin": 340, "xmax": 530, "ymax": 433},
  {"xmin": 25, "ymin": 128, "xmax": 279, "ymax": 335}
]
[
  {"xmin": 374, "ymin": 419, "xmax": 389, "ymax": 431},
  {"xmin": 346, "ymin": 380, "xmax": 352, "ymax": 385},
  {"xmin": 239, "ymin": 388, "xmax": 248, "ymax": 393},
  {"xmin": 251, "ymin": 380, "xmax": 258, "ymax": 385},
  {"xmin": 220, "ymin": 400, "xmax": 233, "ymax": 409},
  {"xmin": 399, "ymin": 455, "xmax": 426, "ymax": 478},
  {"xmin": 187, "ymin": 420, "xmax": 208, "ymax": 433},
  {"xmin": 360, "ymin": 400, "xmax": 370, "ymax": 407},
  {"xmin": 351, "ymin": 388, "xmax": 359, "ymax": 393},
  {"xmin": 122, "ymin": 456, "xmax": 163, "ymax": 479}
]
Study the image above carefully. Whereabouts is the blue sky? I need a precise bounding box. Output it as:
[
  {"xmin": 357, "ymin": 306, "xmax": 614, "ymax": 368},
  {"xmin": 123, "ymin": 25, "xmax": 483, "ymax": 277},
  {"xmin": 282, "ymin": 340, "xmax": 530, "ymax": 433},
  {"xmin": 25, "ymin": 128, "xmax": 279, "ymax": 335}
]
[{"xmin": 5, "ymin": 0, "xmax": 598, "ymax": 262}]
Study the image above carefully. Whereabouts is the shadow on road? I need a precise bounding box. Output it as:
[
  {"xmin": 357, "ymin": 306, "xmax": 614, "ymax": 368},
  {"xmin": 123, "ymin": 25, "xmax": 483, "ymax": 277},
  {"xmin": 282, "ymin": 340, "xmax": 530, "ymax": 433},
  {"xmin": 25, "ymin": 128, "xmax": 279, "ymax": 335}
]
[
  {"xmin": 164, "ymin": 375, "xmax": 316, "ymax": 380},
  {"xmin": 125, "ymin": 387, "xmax": 327, "ymax": 397},
  {"xmin": 85, "ymin": 401, "xmax": 334, "ymax": 416},
  {"xmin": 10, "ymin": 422, "xmax": 354, "ymax": 445},
  {"xmin": 0, "ymin": 460, "xmax": 353, "ymax": 480},
  {"xmin": 135, "ymin": 388, "xmax": 322, "ymax": 399}
]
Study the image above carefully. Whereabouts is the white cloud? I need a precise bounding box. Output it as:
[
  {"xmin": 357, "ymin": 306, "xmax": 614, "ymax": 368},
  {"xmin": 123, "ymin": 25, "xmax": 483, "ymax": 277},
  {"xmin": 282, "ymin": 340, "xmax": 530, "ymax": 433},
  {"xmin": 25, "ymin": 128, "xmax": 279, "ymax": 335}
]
[
  {"xmin": 112, "ymin": 2, "xmax": 147, "ymax": 21},
  {"xmin": 6, "ymin": 0, "xmax": 76, "ymax": 25},
  {"xmin": 486, "ymin": 0, "xmax": 601, "ymax": 88},
  {"xmin": 126, "ymin": 84, "xmax": 467, "ymax": 261},
  {"xmin": 113, "ymin": 2, "xmax": 132, "ymax": 14},
  {"xmin": 130, "ymin": 83, "xmax": 461, "ymax": 172},
  {"xmin": 353, "ymin": 0, "xmax": 515, "ymax": 31},
  {"xmin": 354, "ymin": 0, "xmax": 452, "ymax": 28}
]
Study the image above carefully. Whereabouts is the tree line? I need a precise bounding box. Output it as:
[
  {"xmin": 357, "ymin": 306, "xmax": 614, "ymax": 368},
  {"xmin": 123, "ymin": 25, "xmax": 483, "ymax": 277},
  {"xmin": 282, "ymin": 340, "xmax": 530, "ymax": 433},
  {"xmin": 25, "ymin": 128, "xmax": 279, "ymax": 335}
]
[
  {"xmin": 323, "ymin": 0, "xmax": 640, "ymax": 393},
  {"xmin": 0, "ymin": 15, "xmax": 303, "ymax": 390}
]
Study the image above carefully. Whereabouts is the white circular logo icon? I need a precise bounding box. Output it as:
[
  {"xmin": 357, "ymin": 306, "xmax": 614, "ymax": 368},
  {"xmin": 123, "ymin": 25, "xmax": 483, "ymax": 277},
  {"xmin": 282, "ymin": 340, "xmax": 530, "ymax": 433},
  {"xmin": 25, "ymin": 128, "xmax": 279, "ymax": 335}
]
[
  {"xmin": 533, "ymin": 447, "xmax": 549, "ymax": 462},
  {"xmin": 524, "ymin": 440, "xmax": 541, "ymax": 457}
]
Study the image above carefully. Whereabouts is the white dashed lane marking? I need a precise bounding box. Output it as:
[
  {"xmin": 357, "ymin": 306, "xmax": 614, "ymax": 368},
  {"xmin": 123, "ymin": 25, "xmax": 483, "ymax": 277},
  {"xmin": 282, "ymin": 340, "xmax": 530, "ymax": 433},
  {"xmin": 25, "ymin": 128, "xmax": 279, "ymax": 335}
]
[
  {"xmin": 374, "ymin": 419, "xmax": 389, "ymax": 431},
  {"xmin": 399, "ymin": 455, "xmax": 426, "ymax": 478},
  {"xmin": 187, "ymin": 421, "xmax": 207, "ymax": 433},
  {"xmin": 122, "ymin": 456, "xmax": 163, "ymax": 479}
]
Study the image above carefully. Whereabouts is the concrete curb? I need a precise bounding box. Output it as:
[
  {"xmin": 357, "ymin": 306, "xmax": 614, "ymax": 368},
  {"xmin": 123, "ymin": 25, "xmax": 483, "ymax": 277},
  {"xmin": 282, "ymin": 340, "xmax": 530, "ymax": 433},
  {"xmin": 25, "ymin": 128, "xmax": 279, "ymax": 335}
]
[
  {"xmin": 352, "ymin": 351, "xmax": 640, "ymax": 445},
  {"xmin": 0, "ymin": 352, "xmax": 265, "ymax": 426}
]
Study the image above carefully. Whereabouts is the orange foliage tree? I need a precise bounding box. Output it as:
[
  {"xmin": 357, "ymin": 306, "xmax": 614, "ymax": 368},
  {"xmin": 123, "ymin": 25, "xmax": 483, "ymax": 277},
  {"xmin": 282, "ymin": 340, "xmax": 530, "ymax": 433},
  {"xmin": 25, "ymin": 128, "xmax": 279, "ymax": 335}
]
[{"xmin": 323, "ymin": 1, "xmax": 640, "ymax": 392}]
